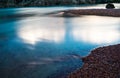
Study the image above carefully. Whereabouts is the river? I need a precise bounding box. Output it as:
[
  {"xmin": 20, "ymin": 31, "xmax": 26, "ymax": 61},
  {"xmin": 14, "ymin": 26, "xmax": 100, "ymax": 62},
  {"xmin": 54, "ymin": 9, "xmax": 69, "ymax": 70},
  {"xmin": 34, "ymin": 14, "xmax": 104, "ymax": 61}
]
[{"xmin": 0, "ymin": 4, "xmax": 120, "ymax": 78}]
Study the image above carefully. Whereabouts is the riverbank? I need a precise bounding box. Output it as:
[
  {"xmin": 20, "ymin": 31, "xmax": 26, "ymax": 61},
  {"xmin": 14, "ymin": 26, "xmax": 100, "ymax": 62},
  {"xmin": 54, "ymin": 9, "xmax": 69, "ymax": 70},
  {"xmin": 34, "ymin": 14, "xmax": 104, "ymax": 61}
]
[
  {"xmin": 68, "ymin": 44, "xmax": 120, "ymax": 78},
  {"xmin": 61, "ymin": 9, "xmax": 120, "ymax": 17}
]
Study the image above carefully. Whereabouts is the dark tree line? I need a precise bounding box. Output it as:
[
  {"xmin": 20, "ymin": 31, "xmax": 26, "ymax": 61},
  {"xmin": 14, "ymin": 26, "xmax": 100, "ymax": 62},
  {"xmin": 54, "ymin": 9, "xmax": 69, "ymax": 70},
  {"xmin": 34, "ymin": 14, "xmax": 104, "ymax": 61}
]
[
  {"xmin": 96, "ymin": 0, "xmax": 120, "ymax": 3},
  {"xmin": 0, "ymin": 0, "xmax": 120, "ymax": 8}
]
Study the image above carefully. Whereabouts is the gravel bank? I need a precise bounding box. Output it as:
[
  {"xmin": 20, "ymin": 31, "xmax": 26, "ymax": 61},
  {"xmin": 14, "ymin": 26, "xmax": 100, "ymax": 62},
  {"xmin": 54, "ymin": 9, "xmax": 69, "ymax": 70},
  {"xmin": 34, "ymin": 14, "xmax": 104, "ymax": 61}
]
[{"xmin": 68, "ymin": 44, "xmax": 120, "ymax": 78}]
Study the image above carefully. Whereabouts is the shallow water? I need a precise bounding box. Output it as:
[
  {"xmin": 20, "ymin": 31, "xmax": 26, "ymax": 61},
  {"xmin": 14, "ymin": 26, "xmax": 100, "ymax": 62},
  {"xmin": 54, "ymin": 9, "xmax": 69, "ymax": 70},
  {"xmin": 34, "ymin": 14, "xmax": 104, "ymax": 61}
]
[{"xmin": 0, "ymin": 4, "xmax": 120, "ymax": 78}]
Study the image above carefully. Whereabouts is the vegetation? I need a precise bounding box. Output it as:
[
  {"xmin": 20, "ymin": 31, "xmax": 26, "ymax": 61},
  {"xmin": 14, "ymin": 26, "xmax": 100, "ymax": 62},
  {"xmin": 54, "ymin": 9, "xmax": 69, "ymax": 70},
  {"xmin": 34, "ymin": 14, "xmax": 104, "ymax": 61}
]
[
  {"xmin": 0, "ymin": 0, "xmax": 120, "ymax": 8},
  {"xmin": 96, "ymin": 0, "xmax": 120, "ymax": 3}
]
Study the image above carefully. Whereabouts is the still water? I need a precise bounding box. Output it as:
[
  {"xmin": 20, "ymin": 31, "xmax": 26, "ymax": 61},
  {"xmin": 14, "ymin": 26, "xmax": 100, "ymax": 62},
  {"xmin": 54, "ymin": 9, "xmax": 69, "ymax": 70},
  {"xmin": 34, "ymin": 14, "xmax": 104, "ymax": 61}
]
[{"xmin": 0, "ymin": 4, "xmax": 120, "ymax": 78}]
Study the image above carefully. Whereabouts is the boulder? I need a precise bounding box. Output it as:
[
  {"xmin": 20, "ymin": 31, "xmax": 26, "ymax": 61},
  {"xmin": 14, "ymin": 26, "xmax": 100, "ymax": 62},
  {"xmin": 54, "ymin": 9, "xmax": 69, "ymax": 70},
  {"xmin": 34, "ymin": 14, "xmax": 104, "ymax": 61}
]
[{"xmin": 106, "ymin": 3, "xmax": 115, "ymax": 9}]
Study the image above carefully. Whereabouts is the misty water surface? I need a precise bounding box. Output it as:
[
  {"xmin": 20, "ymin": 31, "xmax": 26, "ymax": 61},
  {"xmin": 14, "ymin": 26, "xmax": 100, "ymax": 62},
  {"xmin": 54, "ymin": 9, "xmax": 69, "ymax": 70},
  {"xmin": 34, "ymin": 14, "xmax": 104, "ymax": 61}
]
[{"xmin": 0, "ymin": 4, "xmax": 120, "ymax": 78}]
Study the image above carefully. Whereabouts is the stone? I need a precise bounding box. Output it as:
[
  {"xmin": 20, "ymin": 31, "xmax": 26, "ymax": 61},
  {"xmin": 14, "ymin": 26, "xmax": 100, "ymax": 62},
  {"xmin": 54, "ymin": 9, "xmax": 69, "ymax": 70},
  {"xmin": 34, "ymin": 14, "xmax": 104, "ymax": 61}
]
[{"xmin": 106, "ymin": 3, "xmax": 115, "ymax": 9}]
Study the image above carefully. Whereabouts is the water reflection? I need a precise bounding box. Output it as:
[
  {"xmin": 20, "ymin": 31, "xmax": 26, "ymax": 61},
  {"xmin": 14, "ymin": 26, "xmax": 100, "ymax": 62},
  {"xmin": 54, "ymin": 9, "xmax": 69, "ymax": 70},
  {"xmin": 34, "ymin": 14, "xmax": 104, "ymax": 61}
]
[
  {"xmin": 18, "ymin": 16, "xmax": 120, "ymax": 45},
  {"xmin": 17, "ymin": 17, "xmax": 65, "ymax": 44},
  {"xmin": 72, "ymin": 16, "xmax": 120, "ymax": 44}
]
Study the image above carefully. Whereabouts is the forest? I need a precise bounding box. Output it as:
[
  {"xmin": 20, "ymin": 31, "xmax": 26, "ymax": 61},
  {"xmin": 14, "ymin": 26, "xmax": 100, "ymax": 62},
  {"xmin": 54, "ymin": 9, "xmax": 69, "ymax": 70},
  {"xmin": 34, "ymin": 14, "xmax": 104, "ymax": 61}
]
[{"xmin": 0, "ymin": 0, "xmax": 120, "ymax": 8}]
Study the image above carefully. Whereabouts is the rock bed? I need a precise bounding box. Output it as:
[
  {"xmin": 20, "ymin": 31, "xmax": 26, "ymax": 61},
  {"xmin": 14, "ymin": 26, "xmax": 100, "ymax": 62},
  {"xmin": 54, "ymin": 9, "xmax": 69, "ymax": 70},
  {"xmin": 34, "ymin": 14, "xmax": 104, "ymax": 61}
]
[
  {"xmin": 63, "ymin": 9, "xmax": 120, "ymax": 17},
  {"xmin": 68, "ymin": 44, "xmax": 120, "ymax": 78}
]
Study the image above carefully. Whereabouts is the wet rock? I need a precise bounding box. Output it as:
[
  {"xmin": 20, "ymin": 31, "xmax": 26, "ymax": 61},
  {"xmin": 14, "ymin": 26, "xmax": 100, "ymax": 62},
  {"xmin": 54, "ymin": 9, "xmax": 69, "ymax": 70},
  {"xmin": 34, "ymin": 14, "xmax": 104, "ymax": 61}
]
[
  {"xmin": 68, "ymin": 44, "xmax": 120, "ymax": 78},
  {"xmin": 106, "ymin": 3, "xmax": 115, "ymax": 9}
]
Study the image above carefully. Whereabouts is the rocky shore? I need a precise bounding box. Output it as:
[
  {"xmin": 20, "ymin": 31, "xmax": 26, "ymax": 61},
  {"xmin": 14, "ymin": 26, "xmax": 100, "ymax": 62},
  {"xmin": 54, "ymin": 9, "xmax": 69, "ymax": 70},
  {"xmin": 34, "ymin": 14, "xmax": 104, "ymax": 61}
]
[
  {"xmin": 62, "ymin": 9, "xmax": 120, "ymax": 17},
  {"xmin": 68, "ymin": 44, "xmax": 120, "ymax": 78}
]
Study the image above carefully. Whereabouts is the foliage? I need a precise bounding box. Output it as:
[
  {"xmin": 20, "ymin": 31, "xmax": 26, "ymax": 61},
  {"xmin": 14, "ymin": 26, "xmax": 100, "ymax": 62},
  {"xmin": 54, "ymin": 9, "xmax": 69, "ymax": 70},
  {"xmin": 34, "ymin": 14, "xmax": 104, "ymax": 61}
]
[{"xmin": 0, "ymin": 0, "xmax": 120, "ymax": 8}]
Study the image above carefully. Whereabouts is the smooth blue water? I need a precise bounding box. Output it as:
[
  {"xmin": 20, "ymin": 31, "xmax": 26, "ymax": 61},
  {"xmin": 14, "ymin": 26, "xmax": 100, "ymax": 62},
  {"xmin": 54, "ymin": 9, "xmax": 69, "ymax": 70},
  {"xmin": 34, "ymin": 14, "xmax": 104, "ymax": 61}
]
[{"xmin": 0, "ymin": 4, "xmax": 120, "ymax": 78}]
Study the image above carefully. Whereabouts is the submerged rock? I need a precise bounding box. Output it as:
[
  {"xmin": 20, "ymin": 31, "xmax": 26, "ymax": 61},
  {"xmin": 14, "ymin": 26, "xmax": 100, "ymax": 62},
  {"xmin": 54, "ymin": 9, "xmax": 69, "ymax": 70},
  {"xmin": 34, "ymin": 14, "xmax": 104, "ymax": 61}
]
[
  {"xmin": 63, "ymin": 12, "xmax": 78, "ymax": 17},
  {"xmin": 68, "ymin": 44, "xmax": 120, "ymax": 78}
]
